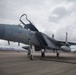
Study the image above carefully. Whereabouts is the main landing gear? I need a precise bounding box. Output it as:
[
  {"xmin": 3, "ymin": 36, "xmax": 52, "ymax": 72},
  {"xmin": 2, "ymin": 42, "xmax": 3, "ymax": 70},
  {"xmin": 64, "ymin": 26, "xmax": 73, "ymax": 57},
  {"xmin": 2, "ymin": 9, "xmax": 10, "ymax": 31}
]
[
  {"xmin": 41, "ymin": 49, "xmax": 45, "ymax": 57},
  {"xmin": 56, "ymin": 50, "xmax": 60, "ymax": 57},
  {"xmin": 57, "ymin": 52, "xmax": 59, "ymax": 57}
]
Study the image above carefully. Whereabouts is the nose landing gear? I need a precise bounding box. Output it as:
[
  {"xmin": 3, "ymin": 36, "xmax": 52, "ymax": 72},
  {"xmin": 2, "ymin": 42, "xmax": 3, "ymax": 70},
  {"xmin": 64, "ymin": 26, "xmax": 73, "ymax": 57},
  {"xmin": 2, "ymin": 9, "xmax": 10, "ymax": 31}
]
[{"xmin": 27, "ymin": 45, "xmax": 35, "ymax": 60}]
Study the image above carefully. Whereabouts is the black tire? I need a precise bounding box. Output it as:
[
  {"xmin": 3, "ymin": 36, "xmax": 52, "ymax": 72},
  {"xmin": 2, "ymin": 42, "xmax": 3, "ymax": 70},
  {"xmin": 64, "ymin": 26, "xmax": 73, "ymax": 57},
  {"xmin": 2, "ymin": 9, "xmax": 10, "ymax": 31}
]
[
  {"xmin": 41, "ymin": 52, "xmax": 45, "ymax": 57},
  {"xmin": 57, "ymin": 53, "xmax": 59, "ymax": 57},
  {"xmin": 30, "ymin": 55, "xmax": 33, "ymax": 60}
]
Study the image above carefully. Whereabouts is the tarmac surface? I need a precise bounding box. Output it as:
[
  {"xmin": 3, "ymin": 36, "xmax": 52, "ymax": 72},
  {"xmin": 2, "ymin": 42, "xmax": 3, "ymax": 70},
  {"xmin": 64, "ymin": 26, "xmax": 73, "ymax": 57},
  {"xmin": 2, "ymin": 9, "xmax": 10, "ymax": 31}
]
[{"xmin": 0, "ymin": 51, "xmax": 76, "ymax": 75}]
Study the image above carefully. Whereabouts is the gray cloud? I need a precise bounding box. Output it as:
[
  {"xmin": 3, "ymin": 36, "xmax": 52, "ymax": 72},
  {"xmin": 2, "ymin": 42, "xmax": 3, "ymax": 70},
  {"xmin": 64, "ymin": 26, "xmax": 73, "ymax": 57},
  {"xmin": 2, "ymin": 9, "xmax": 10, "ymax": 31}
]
[
  {"xmin": 49, "ymin": 6, "xmax": 70, "ymax": 23},
  {"xmin": 55, "ymin": 23, "xmax": 76, "ymax": 42},
  {"xmin": 66, "ymin": 0, "xmax": 76, "ymax": 2},
  {"xmin": 0, "ymin": 0, "xmax": 51, "ymax": 24}
]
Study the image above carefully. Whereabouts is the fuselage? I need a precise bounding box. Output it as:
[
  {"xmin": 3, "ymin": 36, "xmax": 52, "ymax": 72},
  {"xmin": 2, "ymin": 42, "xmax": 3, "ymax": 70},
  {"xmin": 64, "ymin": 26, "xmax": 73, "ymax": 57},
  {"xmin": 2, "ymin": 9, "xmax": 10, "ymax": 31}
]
[
  {"xmin": 0, "ymin": 24, "xmax": 60, "ymax": 50},
  {"xmin": 0, "ymin": 24, "xmax": 40, "ymax": 46}
]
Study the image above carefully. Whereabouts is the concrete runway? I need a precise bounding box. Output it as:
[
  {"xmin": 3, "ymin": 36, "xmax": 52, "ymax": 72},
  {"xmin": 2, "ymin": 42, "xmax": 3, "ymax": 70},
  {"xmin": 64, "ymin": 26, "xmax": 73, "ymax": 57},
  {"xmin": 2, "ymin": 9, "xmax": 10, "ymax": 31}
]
[{"xmin": 0, "ymin": 52, "xmax": 76, "ymax": 75}]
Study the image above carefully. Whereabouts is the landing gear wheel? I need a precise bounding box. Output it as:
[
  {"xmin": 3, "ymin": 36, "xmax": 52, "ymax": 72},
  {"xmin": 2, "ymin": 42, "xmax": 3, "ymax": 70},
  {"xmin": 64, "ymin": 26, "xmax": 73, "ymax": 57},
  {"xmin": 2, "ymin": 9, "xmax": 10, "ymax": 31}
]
[
  {"xmin": 57, "ymin": 53, "xmax": 59, "ymax": 57},
  {"xmin": 41, "ymin": 52, "xmax": 45, "ymax": 57},
  {"xmin": 30, "ymin": 55, "xmax": 33, "ymax": 60},
  {"xmin": 27, "ymin": 52, "xmax": 30, "ymax": 57}
]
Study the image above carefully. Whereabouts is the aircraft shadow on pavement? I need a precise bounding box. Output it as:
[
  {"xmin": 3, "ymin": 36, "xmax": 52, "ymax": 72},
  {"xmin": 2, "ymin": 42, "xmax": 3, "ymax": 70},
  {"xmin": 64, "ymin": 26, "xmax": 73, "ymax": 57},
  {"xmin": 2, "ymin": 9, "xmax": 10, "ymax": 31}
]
[{"xmin": 35, "ymin": 55, "xmax": 76, "ymax": 64}]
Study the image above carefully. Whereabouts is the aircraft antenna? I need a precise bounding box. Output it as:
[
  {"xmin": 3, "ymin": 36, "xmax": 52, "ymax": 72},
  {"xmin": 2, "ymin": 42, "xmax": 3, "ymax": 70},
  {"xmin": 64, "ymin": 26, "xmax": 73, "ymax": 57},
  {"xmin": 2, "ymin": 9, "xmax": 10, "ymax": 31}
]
[{"xmin": 65, "ymin": 32, "xmax": 68, "ymax": 44}]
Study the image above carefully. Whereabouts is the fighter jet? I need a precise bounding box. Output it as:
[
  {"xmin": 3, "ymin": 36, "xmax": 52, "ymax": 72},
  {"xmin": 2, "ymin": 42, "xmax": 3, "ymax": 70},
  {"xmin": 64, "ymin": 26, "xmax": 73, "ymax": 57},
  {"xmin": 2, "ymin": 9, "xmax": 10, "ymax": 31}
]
[{"xmin": 0, "ymin": 14, "xmax": 76, "ymax": 60}]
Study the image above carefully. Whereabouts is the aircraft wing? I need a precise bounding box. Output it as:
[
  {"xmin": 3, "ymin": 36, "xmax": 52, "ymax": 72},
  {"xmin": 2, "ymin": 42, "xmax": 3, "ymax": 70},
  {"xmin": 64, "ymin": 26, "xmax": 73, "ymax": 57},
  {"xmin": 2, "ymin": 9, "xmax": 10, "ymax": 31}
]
[{"xmin": 57, "ymin": 40, "xmax": 76, "ymax": 45}]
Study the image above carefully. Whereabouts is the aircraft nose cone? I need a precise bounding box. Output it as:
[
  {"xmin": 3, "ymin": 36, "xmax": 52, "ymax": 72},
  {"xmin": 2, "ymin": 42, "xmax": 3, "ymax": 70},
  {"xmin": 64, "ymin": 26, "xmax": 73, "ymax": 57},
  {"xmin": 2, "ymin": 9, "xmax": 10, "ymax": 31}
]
[{"xmin": 0, "ymin": 24, "xmax": 5, "ymax": 39}]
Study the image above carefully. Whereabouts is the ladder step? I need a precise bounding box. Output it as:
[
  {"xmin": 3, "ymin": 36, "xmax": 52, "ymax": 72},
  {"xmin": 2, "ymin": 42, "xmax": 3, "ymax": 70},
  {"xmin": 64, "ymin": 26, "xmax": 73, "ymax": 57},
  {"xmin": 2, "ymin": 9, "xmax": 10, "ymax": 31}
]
[{"xmin": 36, "ymin": 32, "xmax": 47, "ymax": 48}]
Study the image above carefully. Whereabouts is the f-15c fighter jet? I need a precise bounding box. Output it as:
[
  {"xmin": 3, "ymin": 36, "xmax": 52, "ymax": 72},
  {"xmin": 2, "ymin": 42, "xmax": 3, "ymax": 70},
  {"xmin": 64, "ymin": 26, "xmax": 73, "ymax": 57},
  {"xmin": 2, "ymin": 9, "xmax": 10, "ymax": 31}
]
[{"xmin": 0, "ymin": 14, "xmax": 76, "ymax": 60}]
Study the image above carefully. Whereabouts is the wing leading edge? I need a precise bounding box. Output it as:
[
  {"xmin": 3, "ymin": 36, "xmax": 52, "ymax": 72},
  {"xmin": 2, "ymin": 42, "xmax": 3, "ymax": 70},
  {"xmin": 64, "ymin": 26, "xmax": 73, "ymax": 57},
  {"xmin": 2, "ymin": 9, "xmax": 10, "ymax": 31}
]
[{"xmin": 57, "ymin": 40, "xmax": 76, "ymax": 46}]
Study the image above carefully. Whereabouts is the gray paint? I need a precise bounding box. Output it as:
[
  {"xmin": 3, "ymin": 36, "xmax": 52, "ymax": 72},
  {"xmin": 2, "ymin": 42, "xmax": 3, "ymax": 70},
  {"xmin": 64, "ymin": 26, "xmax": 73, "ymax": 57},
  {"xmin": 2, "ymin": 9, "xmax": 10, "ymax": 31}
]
[
  {"xmin": 0, "ymin": 24, "xmax": 40, "ymax": 46},
  {"xmin": 0, "ymin": 24, "xmax": 5, "ymax": 39}
]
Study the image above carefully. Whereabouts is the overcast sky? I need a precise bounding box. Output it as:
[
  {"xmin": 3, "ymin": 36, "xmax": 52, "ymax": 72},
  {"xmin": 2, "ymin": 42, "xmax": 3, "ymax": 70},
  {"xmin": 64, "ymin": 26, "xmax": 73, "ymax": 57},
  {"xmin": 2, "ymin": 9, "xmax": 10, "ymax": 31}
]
[{"xmin": 0, "ymin": 0, "xmax": 76, "ymax": 47}]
